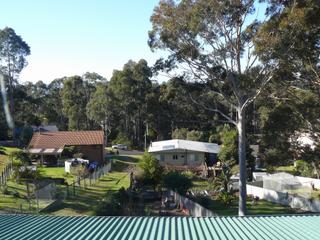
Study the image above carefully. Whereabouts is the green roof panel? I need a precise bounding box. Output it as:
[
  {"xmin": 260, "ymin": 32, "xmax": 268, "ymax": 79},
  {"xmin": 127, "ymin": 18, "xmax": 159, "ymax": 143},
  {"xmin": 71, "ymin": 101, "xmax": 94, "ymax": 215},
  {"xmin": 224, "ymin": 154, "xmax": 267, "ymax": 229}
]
[{"xmin": 0, "ymin": 215, "xmax": 320, "ymax": 240}]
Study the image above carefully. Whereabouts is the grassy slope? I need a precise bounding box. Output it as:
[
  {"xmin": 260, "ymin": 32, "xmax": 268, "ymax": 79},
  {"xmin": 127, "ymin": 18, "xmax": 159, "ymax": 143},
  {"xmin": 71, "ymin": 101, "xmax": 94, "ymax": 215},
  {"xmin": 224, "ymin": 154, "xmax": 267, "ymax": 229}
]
[
  {"xmin": 190, "ymin": 177, "xmax": 299, "ymax": 216},
  {"xmin": 0, "ymin": 146, "xmax": 20, "ymax": 172},
  {"xmin": 276, "ymin": 165, "xmax": 296, "ymax": 174},
  {"xmin": 40, "ymin": 167, "xmax": 75, "ymax": 184},
  {"xmin": 43, "ymin": 171, "xmax": 130, "ymax": 216},
  {"xmin": 205, "ymin": 197, "xmax": 297, "ymax": 216},
  {"xmin": 0, "ymin": 180, "xmax": 49, "ymax": 212},
  {"xmin": 43, "ymin": 155, "xmax": 142, "ymax": 216}
]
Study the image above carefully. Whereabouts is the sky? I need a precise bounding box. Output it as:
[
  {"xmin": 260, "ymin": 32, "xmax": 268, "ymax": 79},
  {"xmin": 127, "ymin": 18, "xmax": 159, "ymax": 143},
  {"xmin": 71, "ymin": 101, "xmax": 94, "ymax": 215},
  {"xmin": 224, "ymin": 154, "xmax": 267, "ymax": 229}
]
[{"xmin": 1, "ymin": 0, "xmax": 162, "ymax": 83}]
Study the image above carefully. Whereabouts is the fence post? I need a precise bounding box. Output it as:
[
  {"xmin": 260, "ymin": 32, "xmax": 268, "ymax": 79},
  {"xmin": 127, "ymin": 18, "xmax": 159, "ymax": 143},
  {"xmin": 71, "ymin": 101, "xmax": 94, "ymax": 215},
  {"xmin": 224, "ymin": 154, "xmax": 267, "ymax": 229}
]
[
  {"xmin": 66, "ymin": 184, "xmax": 69, "ymax": 197},
  {"xmin": 73, "ymin": 181, "xmax": 76, "ymax": 196}
]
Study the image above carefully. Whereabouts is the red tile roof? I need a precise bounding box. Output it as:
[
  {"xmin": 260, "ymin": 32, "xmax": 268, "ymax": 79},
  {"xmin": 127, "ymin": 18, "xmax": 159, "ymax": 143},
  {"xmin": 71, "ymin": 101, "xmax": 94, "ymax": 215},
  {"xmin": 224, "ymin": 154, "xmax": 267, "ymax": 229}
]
[{"xmin": 28, "ymin": 131, "xmax": 104, "ymax": 149}]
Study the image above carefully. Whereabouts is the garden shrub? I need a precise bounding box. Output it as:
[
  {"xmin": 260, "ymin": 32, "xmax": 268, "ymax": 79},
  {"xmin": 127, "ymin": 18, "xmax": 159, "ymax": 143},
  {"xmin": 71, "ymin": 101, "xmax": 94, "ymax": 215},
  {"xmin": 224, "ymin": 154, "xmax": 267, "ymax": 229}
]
[
  {"xmin": 162, "ymin": 171, "xmax": 192, "ymax": 195},
  {"xmin": 266, "ymin": 165, "xmax": 275, "ymax": 174},
  {"xmin": 294, "ymin": 160, "xmax": 312, "ymax": 177},
  {"xmin": 181, "ymin": 170, "xmax": 195, "ymax": 179},
  {"xmin": 94, "ymin": 188, "xmax": 129, "ymax": 216},
  {"xmin": 218, "ymin": 191, "xmax": 234, "ymax": 206},
  {"xmin": 112, "ymin": 132, "xmax": 132, "ymax": 149},
  {"xmin": 12, "ymin": 191, "xmax": 20, "ymax": 198},
  {"xmin": 1, "ymin": 186, "xmax": 10, "ymax": 195},
  {"xmin": 138, "ymin": 152, "xmax": 163, "ymax": 187},
  {"xmin": 195, "ymin": 196, "xmax": 212, "ymax": 208}
]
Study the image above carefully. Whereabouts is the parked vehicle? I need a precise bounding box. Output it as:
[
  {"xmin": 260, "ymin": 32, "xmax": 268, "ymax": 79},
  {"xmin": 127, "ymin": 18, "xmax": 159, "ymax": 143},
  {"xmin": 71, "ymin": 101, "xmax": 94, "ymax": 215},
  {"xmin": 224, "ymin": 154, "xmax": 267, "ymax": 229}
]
[{"xmin": 112, "ymin": 144, "xmax": 128, "ymax": 150}]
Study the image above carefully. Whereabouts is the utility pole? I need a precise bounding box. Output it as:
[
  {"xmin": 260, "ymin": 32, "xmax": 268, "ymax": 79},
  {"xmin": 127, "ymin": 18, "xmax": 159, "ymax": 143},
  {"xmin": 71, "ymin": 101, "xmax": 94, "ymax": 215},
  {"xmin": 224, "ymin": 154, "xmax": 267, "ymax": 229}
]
[
  {"xmin": 101, "ymin": 118, "xmax": 110, "ymax": 148},
  {"xmin": 144, "ymin": 122, "xmax": 148, "ymax": 151}
]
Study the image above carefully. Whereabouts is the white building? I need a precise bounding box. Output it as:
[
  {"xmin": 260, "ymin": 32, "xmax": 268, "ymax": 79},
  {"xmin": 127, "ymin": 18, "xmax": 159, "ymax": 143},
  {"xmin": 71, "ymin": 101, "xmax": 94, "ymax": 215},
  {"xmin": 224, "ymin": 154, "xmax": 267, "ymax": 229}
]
[{"xmin": 148, "ymin": 139, "xmax": 220, "ymax": 168}]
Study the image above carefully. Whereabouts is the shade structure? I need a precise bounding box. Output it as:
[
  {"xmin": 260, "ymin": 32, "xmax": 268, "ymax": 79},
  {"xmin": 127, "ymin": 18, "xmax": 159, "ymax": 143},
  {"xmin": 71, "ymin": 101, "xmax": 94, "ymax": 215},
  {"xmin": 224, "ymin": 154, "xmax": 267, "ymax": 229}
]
[
  {"xmin": 28, "ymin": 148, "xmax": 64, "ymax": 155},
  {"xmin": 28, "ymin": 148, "xmax": 63, "ymax": 155}
]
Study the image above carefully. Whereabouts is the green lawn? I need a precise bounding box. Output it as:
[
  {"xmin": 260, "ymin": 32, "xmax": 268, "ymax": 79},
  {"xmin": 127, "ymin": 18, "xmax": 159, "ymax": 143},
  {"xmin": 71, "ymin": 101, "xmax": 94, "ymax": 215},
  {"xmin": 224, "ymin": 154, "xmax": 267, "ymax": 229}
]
[
  {"xmin": 0, "ymin": 166, "xmax": 130, "ymax": 214},
  {"xmin": 195, "ymin": 195, "xmax": 298, "ymax": 216},
  {"xmin": 0, "ymin": 146, "xmax": 20, "ymax": 172},
  {"xmin": 0, "ymin": 179, "xmax": 49, "ymax": 212},
  {"xmin": 276, "ymin": 165, "xmax": 296, "ymax": 174},
  {"xmin": 191, "ymin": 177, "xmax": 212, "ymax": 191},
  {"xmin": 189, "ymin": 175, "xmax": 301, "ymax": 216},
  {"xmin": 40, "ymin": 167, "xmax": 75, "ymax": 184},
  {"xmin": 43, "ymin": 171, "xmax": 130, "ymax": 216},
  {"xmin": 108, "ymin": 154, "xmax": 143, "ymax": 164},
  {"xmin": 0, "ymin": 153, "xmax": 138, "ymax": 215},
  {"xmin": 41, "ymin": 154, "xmax": 137, "ymax": 216}
]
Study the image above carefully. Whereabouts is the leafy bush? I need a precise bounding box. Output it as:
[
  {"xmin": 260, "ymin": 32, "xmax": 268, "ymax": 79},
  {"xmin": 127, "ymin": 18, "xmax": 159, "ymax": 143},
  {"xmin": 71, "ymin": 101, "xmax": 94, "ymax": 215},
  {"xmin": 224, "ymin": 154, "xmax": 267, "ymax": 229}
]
[
  {"xmin": 294, "ymin": 160, "xmax": 312, "ymax": 177},
  {"xmin": 112, "ymin": 132, "xmax": 132, "ymax": 149},
  {"xmin": 62, "ymin": 146, "xmax": 76, "ymax": 158},
  {"xmin": 218, "ymin": 191, "xmax": 234, "ymax": 206},
  {"xmin": 12, "ymin": 191, "xmax": 20, "ymax": 198},
  {"xmin": 181, "ymin": 170, "xmax": 195, "ymax": 179},
  {"xmin": 213, "ymin": 164, "xmax": 232, "ymax": 192},
  {"xmin": 10, "ymin": 151, "xmax": 31, "ymax": 165},
  {"xmin": 172, "ymin": 128, "xmax": 188, "ymax": 139},
  {"xmin": 94, "ymin": 188, "xmax": 129, "ymax": 216},
  {"xmin": 1, "ymin": 186, "xmax": 10, "ymax": 195},
  {"xmin": 218, "ymin": 125, "xmax": 254, "ymax": 168},
  {"xmin": 138, "ymin": 152, "xmax": 163, "ymax": 186},
  {"xmin": 266, "ymin": 165, "xmax": 275, "ymax": 174},
  {"xmin": 264, "ymin": 148, "xmax": 287, "ymax": 166},
  {"xmin": 172, "ymin": 128, "xmax": 204, "ymax": 141},
  {"xmin": 13, "ymin": 167, "xmax": 43, "ymax": 181},
  {"xmin": 73, "ymin": 152, "xmax": 84, "ymax": 159},
  {"xmin": 195, "ymin": 196, "xmax": 212, "ymax": 208},
  {"xmin": 162, "ymin": 171, "xmax": 192, "ymax": 194},
  {"xmin": 186, "ymin": 130, "xmax": 203, "ymax": 141},
  {"xmin": 218, "ymin": 126, "xmax": 238, "ymax": 165}
]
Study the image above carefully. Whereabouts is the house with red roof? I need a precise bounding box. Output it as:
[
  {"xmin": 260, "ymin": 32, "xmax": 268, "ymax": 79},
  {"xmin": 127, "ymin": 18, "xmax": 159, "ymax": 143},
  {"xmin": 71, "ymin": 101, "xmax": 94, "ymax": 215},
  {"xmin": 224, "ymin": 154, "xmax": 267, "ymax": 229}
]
[{"xmin": 27, "ymin": 130, "xmax": 105, "ymax": 165}]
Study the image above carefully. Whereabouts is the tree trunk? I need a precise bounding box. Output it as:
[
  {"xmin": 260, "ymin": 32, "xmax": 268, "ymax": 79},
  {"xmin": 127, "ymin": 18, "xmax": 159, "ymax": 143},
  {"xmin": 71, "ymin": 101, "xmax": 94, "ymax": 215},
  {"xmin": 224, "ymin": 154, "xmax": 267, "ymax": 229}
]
[
  {"xmin": 237, "ymin": 107, "xmax": 247, "ymax": 216},
  {"xmin": 9, "ymin": 76, "xmax": 15, "ymax": 142}
]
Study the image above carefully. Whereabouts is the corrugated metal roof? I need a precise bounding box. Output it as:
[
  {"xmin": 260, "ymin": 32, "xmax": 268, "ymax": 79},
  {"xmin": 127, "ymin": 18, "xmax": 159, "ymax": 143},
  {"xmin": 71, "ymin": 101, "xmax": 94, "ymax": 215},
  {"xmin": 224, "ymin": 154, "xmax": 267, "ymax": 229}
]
[
  {"xmin": 148, "ymin": 139, "xmax": 220, "ymax": 154},
  {"xmin": 0, "ymin": 215, "xmax": 319, "ymax": 240}
]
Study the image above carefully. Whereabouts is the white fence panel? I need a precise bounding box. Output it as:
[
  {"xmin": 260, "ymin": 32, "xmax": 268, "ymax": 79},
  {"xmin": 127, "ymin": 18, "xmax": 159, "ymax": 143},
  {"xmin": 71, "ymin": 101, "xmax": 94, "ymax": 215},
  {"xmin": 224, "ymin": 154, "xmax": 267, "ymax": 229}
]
[
  {"xmin": 170, "ymin": 190, "xmax": 216, "ymax": 217},
  {"xmin": 247, "ymin": 183, "xmax": 320, "ymax": 212}
]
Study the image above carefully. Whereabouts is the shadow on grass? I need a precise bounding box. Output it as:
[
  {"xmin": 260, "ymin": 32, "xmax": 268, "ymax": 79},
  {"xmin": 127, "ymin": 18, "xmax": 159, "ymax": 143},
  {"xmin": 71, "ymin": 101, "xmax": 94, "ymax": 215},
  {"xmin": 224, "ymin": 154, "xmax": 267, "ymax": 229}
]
[
  {"xmin": 0, "ymin": 146, "xmax": 7, "ymax": 155},
  {"xmin": 109, "ymin": 155, "xmax": 141, "ymax": 163},
  {"xmin": 111, "ymin": 160, "xmax": 134, "ymax": 172},
  {"xmin": 194, "ymin": 196, "xmax": 299, "ymax": 216}
]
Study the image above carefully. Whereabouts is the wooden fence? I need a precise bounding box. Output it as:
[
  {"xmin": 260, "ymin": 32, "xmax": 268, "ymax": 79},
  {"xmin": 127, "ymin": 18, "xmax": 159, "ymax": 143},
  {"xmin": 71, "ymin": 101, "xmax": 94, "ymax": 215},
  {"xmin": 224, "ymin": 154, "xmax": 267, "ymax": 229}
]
[
  {"xmin": 65, "ymin": 161, "xmax": 112, "ymax": 197},
  {"xmin": 0, "ymin": 162, "xmax": 13, "ymax": 186}
]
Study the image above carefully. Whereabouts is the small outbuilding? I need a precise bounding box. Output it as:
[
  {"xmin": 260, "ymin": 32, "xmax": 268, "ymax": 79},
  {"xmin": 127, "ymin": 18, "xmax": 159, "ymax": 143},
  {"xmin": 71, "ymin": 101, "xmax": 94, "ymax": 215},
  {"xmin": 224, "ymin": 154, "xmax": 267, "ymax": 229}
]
[
  {"xmin": 148, "ymin": 139, "xmax": 220, "ymax": 169},
  {"xmin": 28, "ymin": 131, "xmax": 105, "ymax": 165}
]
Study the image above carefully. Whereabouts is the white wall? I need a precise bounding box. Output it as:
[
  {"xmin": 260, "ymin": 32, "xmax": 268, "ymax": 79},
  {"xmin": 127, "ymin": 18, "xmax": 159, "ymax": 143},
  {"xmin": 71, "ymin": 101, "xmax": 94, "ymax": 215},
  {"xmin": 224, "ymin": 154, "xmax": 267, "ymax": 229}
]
[
  {"xmin": 170, "ymin": 190, "xmax": 216, "ymax": 217},
  {"xmin": 295, "ymin": 176, "xmax": 320, "ymax": 189},
  {"xmin": 247, "ymin": 183, "xmax": 320, "ymax": 212},
  {"xmin": 154, "ymin": 151, "xmax": 205, "ymax": 167}
]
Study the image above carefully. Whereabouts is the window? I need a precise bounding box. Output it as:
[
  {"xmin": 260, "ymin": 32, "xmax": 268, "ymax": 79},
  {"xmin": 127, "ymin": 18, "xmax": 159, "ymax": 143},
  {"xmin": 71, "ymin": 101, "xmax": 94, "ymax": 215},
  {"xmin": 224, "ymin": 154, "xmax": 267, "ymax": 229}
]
[
  {"xmin": 156, "ymin": 154, "xmax": 165, "ymax": 161},
  {"xmin": 172, "ymin": 154, "xmax": 178, "ymax": 160},
  {"xmin": 190, "ymin": 153, "xmax": 199, "ymax": 161},
  {"xmin": 189, "ymin": 154, "xmax": 195, "ymax": 161}
]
